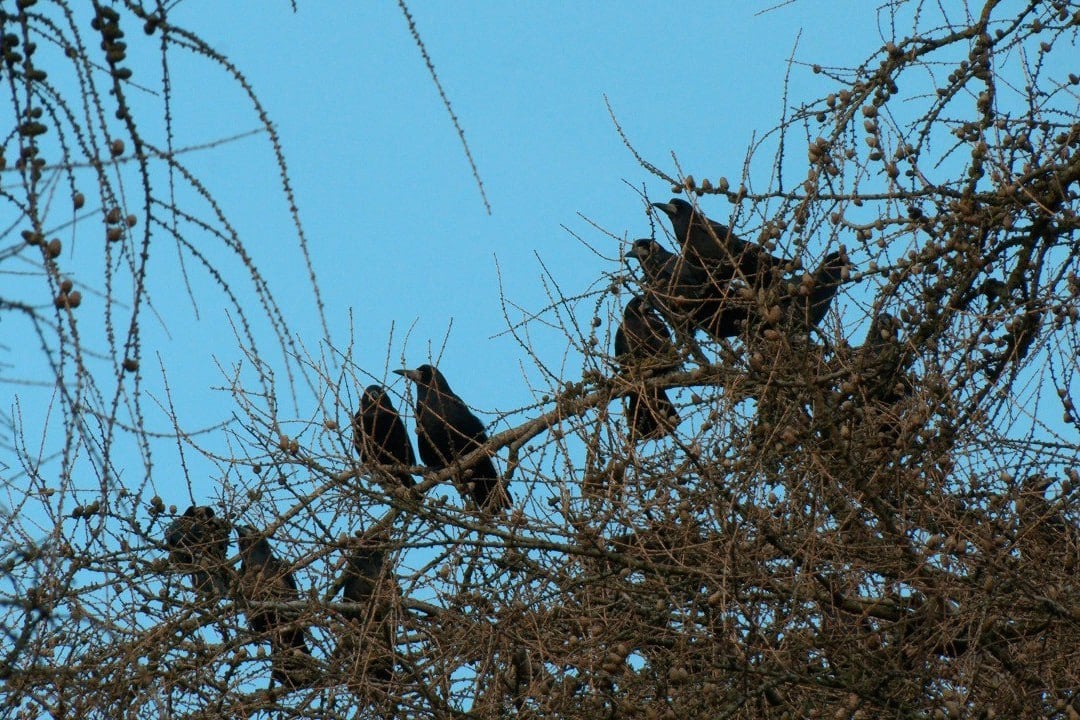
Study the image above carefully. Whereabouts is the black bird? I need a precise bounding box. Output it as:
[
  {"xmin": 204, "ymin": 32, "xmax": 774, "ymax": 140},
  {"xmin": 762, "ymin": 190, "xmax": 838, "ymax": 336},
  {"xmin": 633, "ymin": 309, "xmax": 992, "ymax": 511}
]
[
  {"xmin": 164, "ymin": 505, "xmax": 231, "ymax": 597},
  {"xmin": 342, "ymin": 539, "xmax": 386, "ymax": 609},
  {"xmin": 235, "ymin": 526, "xmax": 315, "ymax": 689},
  {"xmin": 857, "ymin": 313, "xmax": 909, "ymax": 404},
  {"xmin": 615, "ymin": 296, "xmax": 681, "ymax": 440},
  {"xmin": 353, "ymin": 385, "xmax": 417, "ymax": 488},
  {"xmin": 781, "ymin": 250, "xmax": 850, "ymax": 330},
  {"xmin": 628, "ymin": 238, "xmax": 746, "ymax": 339},
  {"xmin": 849, "ymin": 312, "xmax": 916, "ymax": 448},
  {"xmin": 652, "ymin": 197, "xmax": 785, "ymax": 289},
  {"xmin": 394, "ymin": 365, "xmax": 511, "ymax": 511},
  {"xmin": 335, "ymin": 534, "xmax": 396, "ymax": 684}
]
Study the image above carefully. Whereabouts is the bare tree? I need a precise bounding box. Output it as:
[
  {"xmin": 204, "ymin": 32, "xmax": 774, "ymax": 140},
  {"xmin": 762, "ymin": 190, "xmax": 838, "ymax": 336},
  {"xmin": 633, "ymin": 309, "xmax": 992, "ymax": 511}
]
[
  {"xmin": 1, "ymin": 2, "xmax": 1078, "ymax": 719},
  {"xmin": 0, "ymin": 1, "xmax": 323, "ymax": 715}
]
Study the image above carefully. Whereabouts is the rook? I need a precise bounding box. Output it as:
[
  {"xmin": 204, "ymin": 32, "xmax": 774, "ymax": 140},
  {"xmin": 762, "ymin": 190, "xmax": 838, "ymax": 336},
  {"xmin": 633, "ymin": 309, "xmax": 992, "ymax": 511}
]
[
  {"xmin": 394, "ymin": 365, "xmax": 511, "ymax": 512},
  {"xmin": 236, "ymin": 526, "xmax": 316, "ymax": 689},
  {"xmin": 615, "ymin": 296, "xmax": 681, "ymax": 440},
  {"xmin": 651, "ymin": 197, "xmax": 785, "ymax": 289},
  {"xmin": 629, "ymin": 238, "xmax": 745, "ymax": 339},
  {"xmin": 782, "ymin": 250, "xmax": 850, "ymax": 331},
  {"xmin": 164, "ymin": 505, "xmax": 231, "ymax": 597},
  {"xmin": 858, "ymin": 313, "xmax": 909, "ymax": 404},
  {"xmin": 335, "ymin": 533, "xmax": 396, "ymax": 684},
  {"xmin": 353, "ymin": 385, "xmax": 417, "ymax": 488}
]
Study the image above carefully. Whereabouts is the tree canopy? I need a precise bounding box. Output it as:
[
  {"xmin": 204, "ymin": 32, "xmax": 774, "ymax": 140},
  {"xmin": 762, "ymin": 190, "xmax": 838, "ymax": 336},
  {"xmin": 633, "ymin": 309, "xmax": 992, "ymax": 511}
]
[{"xmin": 0, "ymin": 2, "xmax": 1077, "ymax": 719}]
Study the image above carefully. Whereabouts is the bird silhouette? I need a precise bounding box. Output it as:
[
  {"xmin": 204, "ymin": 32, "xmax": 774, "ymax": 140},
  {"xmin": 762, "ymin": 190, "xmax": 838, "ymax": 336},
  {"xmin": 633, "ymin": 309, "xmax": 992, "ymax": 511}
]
[
  {"xmin": 780, "ymin": 249, "xmax": 850, "ymax": 331},
  {"xmin": 615, "ymin": 296, "xmax": 680, "ymax": 440},
  {"xmin": 335, "ymin": 532, "xmax": 396, "ymax": 686},
  {"xmin": 845, "ymin": 312, "xmax": 916, "ymax": 448},
  {"xmin": 395, "ymin": 364, "xmax": 511, "ymax": 511},
  {"xmin": 353, "ymin": 385, "xmax": 417, "ymax": 488},
  {"xmin": 651, "ymin": 197, "xmax": 785, "ymax": 290},
  {"xmin": 235, "ymin": 525, "xmax": 316, "ymax": 689},
  {"xmin": 164, "ymin": 505, "xmax": 231, "ymax": 597},
  {"xmin": 629, "ymin": 238, "xmax": 746, "ymax": 339},
  {"xmin": 857, "ymin": 313, "xmax": 910, "ymax": 404}
]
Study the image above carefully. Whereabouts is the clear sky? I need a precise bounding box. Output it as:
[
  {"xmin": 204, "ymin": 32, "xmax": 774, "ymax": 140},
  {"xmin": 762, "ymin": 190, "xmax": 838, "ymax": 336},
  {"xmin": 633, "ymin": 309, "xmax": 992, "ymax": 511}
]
[
  {"xmin": 145, "ymin": 0, "xmax": 885, "ymax": 459},
  {"xmin": 4, "ymin": 1, "xmax": 951, "ymax": 519},
  {"xmin": 103, "ymin": 0, "xmax": 895, "ymax": 511}
]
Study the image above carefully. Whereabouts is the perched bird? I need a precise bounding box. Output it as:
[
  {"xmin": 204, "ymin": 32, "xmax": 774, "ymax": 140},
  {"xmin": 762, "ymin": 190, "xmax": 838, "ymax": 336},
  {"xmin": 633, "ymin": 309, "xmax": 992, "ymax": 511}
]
[
  {"xmin": 235, "ymin": 526, "xmax": 315, "ymax": 689},
  {"xmin": 628, "ymin": 238, "xmax": 746, "ymax": 339},
  {"xmin": 857, "ymin": 313, "xmax": 909, "ymax": 404},
  {"xmin": 335, "ymin": 534, "xmax": 396, "ymax": 684},
  {"xmin": 781, "ymin": 250, "xmax": 850, "ymax": 331},
  {"xmin": 164, "ymin": 505, "xmax": 231, "ymax": 597},
  {"xmin": 846, "ymin": 312, "xmax": 915, "ymax": 449},
  {"xmin": 651, "ymin": 197, "xmax": 785, "ymax": 289},
  {"xmin": 394, "ymin": 365, "xmax": 511, "ymax": 511},
  {"xmin": 353, "ymin": 385, "xmax": 417, "ymax": 488},
  {"xmin": 341, "ymin": 538, "xmax": 386, "ymax": 610},
  {"xmin": 615, "ymin": 296, "xmax": 681, "ymax": 440}
]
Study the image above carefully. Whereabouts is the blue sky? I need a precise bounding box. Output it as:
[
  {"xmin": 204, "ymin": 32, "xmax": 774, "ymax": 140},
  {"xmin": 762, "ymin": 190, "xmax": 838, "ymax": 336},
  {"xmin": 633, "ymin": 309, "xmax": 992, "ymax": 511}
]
[
  {"xmin": 141, "ymin": 1, "xmax": 882, "ymax": 462},
  {"xmin": 5, "ymin": 0, "xmax": 1078, "ymax": 701},
  {"xmin": 157, "ymin": 2, "xmax": 873, "ymax": 496},
  {"xmin": 4, "ymin": 1, "xmax": 983, "ymax": 516}
]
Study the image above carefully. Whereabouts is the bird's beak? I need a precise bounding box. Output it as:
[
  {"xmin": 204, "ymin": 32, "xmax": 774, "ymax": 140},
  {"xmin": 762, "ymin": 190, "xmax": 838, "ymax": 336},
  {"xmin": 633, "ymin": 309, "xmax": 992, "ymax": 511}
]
[
  {"xmin": 651, "ymin": 202, "xmax": 676, "ymax": 216},
  {"xmin": 393, "ymin": 368, "xmax": 421, "ymax": 381}
]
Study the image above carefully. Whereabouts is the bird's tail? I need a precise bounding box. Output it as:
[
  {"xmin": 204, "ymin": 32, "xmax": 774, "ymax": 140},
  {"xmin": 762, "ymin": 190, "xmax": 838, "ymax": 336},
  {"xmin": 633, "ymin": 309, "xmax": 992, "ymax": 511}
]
[
  {"xmin": 270, "ymin": 631, "xmax": 317, "ymax": 689},
  {"xmin": 474, "ymin": 477, "xmax": 512, "ymax": 513},
  {"xmin": 802, "ymin": 251, "xmax": 848, "ymax": 328},
  {"xmin": 333, "ymin": 614, "xmax": 395, "ymax": 686},
  {"xmin": 626, "ymin": 388, "xmax": 679, "ymax": 441}
]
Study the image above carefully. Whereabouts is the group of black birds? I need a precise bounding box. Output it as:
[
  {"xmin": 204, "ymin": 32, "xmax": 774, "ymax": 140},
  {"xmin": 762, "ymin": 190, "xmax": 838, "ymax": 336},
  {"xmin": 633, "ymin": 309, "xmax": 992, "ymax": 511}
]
[
  {"xmin": 617, "ymin": 197, "xmax": 851, "ymax": 438},
  {"xmin": 360, "ymin": 365, "xmax": 511, "ymax": 512},
  {"xmin": 165, "ymin": 505, "xmax": 395, "ymax": 689},
  {"xmin": 354, "ymin": 197, "xmax": 852, "ymax": 508},
  {"xmin": 163, "ymin": 363, "xmax": 513, "ymax": 689},
  {"xmin": 162, "ymin": 195, "xmax": 863, "ymax": 691}
]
